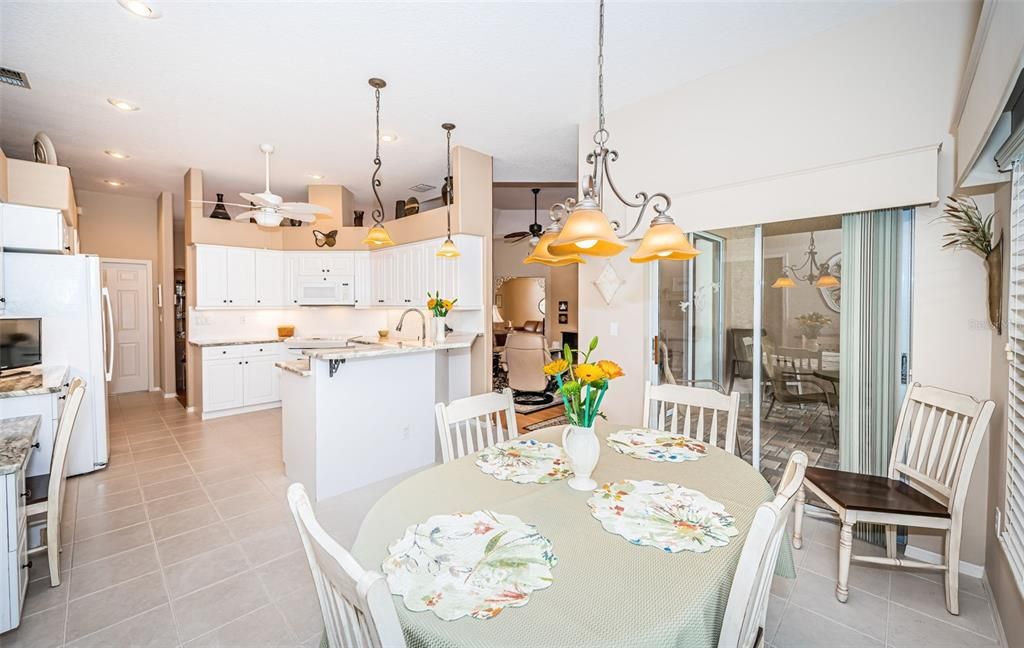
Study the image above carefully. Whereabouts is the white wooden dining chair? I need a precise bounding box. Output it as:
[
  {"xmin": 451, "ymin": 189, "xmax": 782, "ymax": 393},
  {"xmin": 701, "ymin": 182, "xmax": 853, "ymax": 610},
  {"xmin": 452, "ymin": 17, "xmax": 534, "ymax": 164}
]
[
  {"xmin": 434, "ymin": 388, "xmax": 518, "ymax": 464},
  {"xmin": 642, "ymin": 381, "xmax": 741, "ymax": 454},
  {"xmin": 26, "ymin": 378, "xmax": 86, "ymax": 587},
  {"xmin": 287, "ymin": 483, "xmax": 406, "ymax": 648},
  {"xmin": 792, "ymin": 383, "xmax": 994, "ymax": 615},
  {"xmin": 719, "ymin": 450, "xmax": 807, "ymax": 648}
]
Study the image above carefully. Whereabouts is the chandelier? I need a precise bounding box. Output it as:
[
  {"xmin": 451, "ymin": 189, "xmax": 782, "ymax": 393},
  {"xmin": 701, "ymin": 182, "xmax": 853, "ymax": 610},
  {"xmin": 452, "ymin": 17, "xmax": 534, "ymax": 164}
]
[
  {"xmin": 771, "ymin": 232, "xmax": 840, "ymax": 288},
  {"xmin": 545, "ymin": 0, "xmax": 700, "ymax": 264},
  {"xmin": 362, "ymin": 78, "xmax": 395, "ymax": 247}
]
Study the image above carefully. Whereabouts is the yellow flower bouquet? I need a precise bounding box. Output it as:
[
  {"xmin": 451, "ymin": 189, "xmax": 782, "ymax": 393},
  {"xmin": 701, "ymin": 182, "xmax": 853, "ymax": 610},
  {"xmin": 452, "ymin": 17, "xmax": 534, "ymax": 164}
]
[
  {"xmin": 427, "ymin": 292, "xmax": 457, "ymax": 317},
  {"xmin": 543, "ymin": 336, "xmax": 623, "ymax": 428}
]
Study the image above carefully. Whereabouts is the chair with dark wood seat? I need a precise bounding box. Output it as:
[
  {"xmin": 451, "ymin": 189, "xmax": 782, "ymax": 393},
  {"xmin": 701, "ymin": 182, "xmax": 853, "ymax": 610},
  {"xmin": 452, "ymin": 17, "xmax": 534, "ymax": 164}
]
[{"xmin": 792, "ymin": 382, "xmax": 994, "ymax": 615}]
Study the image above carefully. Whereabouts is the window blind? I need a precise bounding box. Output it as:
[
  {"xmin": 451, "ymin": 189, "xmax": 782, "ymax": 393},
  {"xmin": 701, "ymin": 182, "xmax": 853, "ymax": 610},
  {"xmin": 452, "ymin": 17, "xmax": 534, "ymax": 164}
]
[{"xmin": 1003, "ymin": 158, "xmax": 1024, "ymax": 594}]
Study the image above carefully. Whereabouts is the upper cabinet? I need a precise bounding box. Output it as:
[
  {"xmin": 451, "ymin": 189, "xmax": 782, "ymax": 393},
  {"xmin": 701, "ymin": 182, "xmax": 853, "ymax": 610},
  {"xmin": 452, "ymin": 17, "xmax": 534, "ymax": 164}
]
[
  {"xmin": 192, "ymin": 234, "xmax": 482, "ymax": 310},
  {"xmin": 0, "ymin": 203, "xmax": 69, "ymax": 254}
]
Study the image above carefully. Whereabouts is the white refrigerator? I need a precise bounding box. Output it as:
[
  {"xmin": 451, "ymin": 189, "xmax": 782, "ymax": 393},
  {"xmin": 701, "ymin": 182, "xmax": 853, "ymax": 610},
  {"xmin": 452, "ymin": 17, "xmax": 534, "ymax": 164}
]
[{"xmin": 1, "ymin": 253, "xmax": 111, "ymax": 476}]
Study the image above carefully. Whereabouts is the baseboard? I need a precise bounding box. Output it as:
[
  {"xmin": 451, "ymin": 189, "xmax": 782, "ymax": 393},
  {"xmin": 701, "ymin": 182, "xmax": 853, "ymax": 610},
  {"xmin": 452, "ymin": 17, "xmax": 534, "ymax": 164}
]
[
  {"xmin": 149, "ymin": 387, "xmax": 161, "ymax": 392},
  {"xmin": 163, "ymin": 392, "xmax": 177, "ymax": 399},
  {"xmin": 982, "ymin": 574, "xmax": 1011, "ymax": 648},
  {"xmin": 904, "ymin": 544, "xmax": 985, "ymax": 579},
  {"xmin": 201, "ymin": 401, "xmax": 281, "ymax": 420}
]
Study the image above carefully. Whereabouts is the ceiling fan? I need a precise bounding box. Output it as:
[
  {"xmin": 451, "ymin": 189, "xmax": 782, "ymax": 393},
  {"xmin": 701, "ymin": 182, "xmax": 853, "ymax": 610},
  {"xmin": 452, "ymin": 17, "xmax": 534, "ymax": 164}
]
[
  {"xmin": 191, "ymin": 144, "xmax": 330, "ymax": 227},
  {"xmin": 503, "ymin": 188, "xmax": 545, "ymax": 245}
]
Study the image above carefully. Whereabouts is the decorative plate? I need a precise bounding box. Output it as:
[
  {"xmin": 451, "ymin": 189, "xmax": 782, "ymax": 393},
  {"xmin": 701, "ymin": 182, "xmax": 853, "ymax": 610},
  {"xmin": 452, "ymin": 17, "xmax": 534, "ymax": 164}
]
[
  {"xmin": 588, "ymin": 479, "xmax": 738, "ymax": 553},
  {"xmin": 475, "ymin": 439, "xmax": 572, "ymax": 484},
  {"xmin": 382, "ymin": 511, "xmax": 557, "ymax": 620},
  {"xmin": 606, "ymin": 428, "xmax": 708, "ymax": 462}
]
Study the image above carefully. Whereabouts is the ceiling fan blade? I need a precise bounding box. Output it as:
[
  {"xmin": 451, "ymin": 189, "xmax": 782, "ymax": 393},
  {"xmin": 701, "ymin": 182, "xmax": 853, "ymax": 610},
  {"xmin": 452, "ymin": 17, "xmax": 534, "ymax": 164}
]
[
  {"xmin": 188, "ymin": 200, "xmax": 253, "ymax": 209},
  {"xmin": 280, "ymin": 202, "xmax": 330, "ymax": 214},
  {"xmin": 233, "ymin": 210, "xmax": 265, "ymax": 222},
  {"xmin": 283, "ymin": 211, "xmax": 317, "ymax": 223},
  {"xmin": 240, "ymin": 192, "xmax": 278, "ymax": 208},
  {"xmin": 504, "ymin": 232, "xmax": 530, "ymax": 242}
]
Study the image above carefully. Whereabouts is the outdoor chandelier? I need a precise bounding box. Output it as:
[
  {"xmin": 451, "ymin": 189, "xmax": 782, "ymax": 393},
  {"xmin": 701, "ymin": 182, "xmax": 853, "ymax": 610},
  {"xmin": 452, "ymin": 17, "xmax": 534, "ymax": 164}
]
[
  {"xmin": 436, "ymin": 123, "xmax": 460, "ymax": 257},
  {"xmin": 362, "ymin": 78, "xmax": 395, "ymax": 247},
  {"xmin": 546, "ymin": 0, "xmax": 700, "ymax": 264},
  {"xmin": 771, "ymin": 231, "xmax": 840, "ymax": 288}
]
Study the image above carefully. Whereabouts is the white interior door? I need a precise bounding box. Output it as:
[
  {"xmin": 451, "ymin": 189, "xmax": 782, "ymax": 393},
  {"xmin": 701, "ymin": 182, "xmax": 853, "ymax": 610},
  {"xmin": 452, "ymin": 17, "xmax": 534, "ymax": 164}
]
[{"xmin": 102, "ymin": 261, "xmax": 150, "ymax": 394}]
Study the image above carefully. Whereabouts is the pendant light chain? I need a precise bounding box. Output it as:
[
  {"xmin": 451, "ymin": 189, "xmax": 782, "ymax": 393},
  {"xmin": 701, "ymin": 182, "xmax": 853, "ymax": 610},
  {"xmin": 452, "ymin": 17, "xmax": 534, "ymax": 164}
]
[
  {"xmin": 596, "ymin": 0, "xmax": 607, "ymax": 143},
  {"xmin": 370, "ymin": 82, "xmax": 385, "ymax": 227},
  {"xmin": 446, "ymin": 126, "xmax": 453, "ymax": 236}
]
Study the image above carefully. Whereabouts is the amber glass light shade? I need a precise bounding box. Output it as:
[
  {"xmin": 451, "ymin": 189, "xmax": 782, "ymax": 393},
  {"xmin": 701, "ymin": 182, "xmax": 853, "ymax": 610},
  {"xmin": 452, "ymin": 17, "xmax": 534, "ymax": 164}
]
[
  {"xmin": 362, "ymin": 224, "xmax": 394, "ymax": 247},
  {"xmin": 771, "ymin": 274, "xmax": 796, "ymax": 288},
  {"xmin": 548, "ymin": 205, "xmax": 627, "ymax": 257},
  {"xmin": 629, "ymin": 221, "xmax": 701, "ymax": 263},
  {"xmin": 436, "ymin": 238, "xmax": 460, "ymax": 258},
  {"xmin": 524, "ymin": 231, "xmax": 585, "ymax": 266},
  {"xmin": 815, "ymin": 273, "xmax": 840, "ymax": 288}
]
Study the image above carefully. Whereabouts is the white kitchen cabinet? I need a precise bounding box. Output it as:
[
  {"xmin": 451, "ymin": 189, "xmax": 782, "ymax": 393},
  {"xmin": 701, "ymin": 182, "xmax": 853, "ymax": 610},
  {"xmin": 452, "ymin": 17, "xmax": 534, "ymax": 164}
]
[
  {"xmin": 1, "ymin": 445, "xmax": 32, "ymax": 634},
  {"xmin": 254, "ymin": 249, "xmax": 284, "ymax": 307},
  {"xmin": 297, "ymin": 252, "xmax": 353, "ymax": 276},
  {"xmin": 369, "ymin": 250, "xmax": 388, "ymax": 306},
  {"xmin": 201, "ymin": 356, "xmax": 245, "ymax": 412},
  {"xmin": 225, "ymin": 247, "xmax": 256, "ymax": 307},
  {"xmin": 201, "ymin": 343, "xmax": 285, "ymax": 418},
  {"xmin": 353, "ymin": 252, "xmax": 371, "ymax": 307},
  {"xmin": 0, "ymin": 389, "xmax": 65, "ymax": 478},
  {"xmin": 195, "ymin": 244, "xmax": 257, "ymax": 308},
  {"xmin": 243, "ymin": 355, "xmax": 280, "ymax": 405},
  {"xmin": 0, "ymin": 204, "xmax": 67, "ymax": 254}
]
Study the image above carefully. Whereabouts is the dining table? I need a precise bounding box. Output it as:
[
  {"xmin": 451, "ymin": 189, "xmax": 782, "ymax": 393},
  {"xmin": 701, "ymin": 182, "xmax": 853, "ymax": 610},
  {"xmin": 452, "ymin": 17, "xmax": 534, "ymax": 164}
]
[{"xmin": 351, "ymin": 420, "xmax": 794, "ymax": 648}]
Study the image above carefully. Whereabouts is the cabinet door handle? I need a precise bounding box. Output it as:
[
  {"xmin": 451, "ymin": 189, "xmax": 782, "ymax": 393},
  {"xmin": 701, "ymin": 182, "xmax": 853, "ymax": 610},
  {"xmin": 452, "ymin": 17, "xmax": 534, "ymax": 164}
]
[
  {"xmin": 30, "ymin": 442, "xmax": 40, "ymax": 449},
  {"xmin": 59, "ymin": 395, "xmax": 67, "ymax": 401},
  {"xmin": 257, "ymin": 299, "xmax": 261, "ymax": 303},
  {"xmin": 22, "ymin": 561, "xmax": 32, "ymax": 570}
]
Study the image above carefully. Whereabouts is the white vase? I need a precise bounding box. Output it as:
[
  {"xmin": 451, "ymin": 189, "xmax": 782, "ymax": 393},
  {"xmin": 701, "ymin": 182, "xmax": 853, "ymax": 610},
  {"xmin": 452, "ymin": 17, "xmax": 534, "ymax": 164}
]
[
  {"xmin": 562, "ymin": 424, "xmax": 600, "ymax": 491},
  {"xmin": 435, "ymin": 317, "xmax": 446, "ymax": 344}
]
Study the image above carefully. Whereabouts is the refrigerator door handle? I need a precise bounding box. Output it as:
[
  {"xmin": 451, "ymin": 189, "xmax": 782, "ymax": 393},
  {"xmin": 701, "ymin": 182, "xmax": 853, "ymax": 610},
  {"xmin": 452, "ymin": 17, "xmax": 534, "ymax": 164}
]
[{"xmin": 102, "ymin": 287, "xmax": 114, "ymax": 382}]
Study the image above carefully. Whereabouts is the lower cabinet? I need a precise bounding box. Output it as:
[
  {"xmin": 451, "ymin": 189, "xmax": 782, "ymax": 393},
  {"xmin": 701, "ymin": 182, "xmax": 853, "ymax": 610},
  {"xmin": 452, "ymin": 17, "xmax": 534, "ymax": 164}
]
[
  {"xmin": 201, "ymin": 344, "xmax": 283, "ymax": 418},
  {"xmin": 1, "ymin": 449, "xmax": 31, "ymax": 633},
  {"xmin": 1, "ymin": 387, "xmax": 67, "ymax": 478}
]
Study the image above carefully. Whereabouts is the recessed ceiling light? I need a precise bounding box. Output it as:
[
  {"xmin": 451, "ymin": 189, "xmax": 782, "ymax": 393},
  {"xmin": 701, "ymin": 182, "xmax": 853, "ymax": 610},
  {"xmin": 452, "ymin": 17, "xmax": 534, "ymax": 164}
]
[
  {"xmin": 117, "ymin": 0, "xmax": 161, "ymax": 19},
  {"xmin": 105, "ymin": 150, "xmax": 130, "ymax": 159},
  {"xmin": 309, "ymin": 174, "xmax": 325, "ymax": 180},
  {"xmin": 107, "ymin": 98, "xmax": 139, "ymax": 112},
  {"xmin": 380, "ymin": 133, "xmax": 398, "ymax": 143},
  {"xmin": 104, "ymin": 179, "xmax": 125, "ymax": 187}
]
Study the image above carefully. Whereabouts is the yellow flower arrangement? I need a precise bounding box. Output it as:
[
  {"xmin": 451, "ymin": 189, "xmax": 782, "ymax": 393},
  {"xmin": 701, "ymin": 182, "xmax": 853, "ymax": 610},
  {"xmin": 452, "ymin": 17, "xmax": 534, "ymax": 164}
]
[
  {"xmin": 543, "ymin": 359, "xmax": 569, "ymax": 376},
  {"xmin": 426, "ymin": 291, "xmax": 457, "ymax": 317},
  {"xmin": 549, "ymin": 336, "xmax": 624, "ymax": 427}
]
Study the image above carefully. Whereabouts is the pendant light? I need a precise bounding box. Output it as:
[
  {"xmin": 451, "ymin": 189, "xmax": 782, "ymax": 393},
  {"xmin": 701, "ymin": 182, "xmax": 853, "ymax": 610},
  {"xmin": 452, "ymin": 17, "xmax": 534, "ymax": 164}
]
[
  {"xmin": 770, "ymin": 232, "xmax": 840, "ymax": 288},
  {"xmin": 547, "ymin": 0, "xmax": 699, "ymax": 264},
  {"xmin": 362, "ymin": 78, "xmax": 395, "ymax": 248},
  {"xmin": 436, "ymin": 123, "xmax": 460, "ymax": 258},
  {"xmin": 524, "ymin": 194, "xmax": 585, "ymax": 266}
]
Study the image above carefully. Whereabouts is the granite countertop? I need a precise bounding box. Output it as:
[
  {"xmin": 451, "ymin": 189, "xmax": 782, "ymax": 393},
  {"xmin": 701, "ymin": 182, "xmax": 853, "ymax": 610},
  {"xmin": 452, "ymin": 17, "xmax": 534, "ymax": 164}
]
[
  {"xmin": 189, "ymin": 337, "xmax": 285, "ymax": 348},
  {"xmin": 0, "ymin": 415, "xmax": 41, "ymax": 475},
  {"xmin": 275, "ymin": 359, "xmax": 312, "ymax": 377},
  {"xmin": 304, "ymin": 333, "xmax": 479, "ymax": 361},
  {"xmin": 0, "ymin": 365, "xmax": 69, "ymax": 399}
]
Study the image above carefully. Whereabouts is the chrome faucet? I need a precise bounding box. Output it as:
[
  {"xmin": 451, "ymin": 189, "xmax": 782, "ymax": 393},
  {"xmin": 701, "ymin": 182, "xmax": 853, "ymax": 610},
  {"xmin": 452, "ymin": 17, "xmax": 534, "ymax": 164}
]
[{"xmin": 396, "ymin": 308, "xmax": 426, "ymax": 341}]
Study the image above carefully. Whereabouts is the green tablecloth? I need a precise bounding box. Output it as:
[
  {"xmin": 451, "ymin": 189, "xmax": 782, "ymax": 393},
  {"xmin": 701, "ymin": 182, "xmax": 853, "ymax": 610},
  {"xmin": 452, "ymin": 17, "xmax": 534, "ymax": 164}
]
[{"xmin": 351, "ymin": 421, "xmax": 794, "ymax": 648}]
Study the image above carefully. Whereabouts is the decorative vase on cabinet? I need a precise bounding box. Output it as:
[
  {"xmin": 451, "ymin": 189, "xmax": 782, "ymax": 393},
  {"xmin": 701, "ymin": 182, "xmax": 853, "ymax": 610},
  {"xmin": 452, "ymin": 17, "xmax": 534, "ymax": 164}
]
[{"xmin": 434, "ymin": 316, "xmax": 447, "ymax": 344}]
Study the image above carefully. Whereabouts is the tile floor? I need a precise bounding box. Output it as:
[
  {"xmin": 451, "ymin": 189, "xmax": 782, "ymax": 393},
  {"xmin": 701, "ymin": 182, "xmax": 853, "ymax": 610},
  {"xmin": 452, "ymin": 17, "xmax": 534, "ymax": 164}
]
[{"xmin": 0, "ymin": 392, "xmax": 1007, "ymax": 647}]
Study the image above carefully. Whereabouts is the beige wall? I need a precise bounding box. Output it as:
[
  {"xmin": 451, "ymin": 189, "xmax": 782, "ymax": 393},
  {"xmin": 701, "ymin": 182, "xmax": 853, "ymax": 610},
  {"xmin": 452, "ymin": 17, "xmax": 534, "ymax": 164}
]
[
  {"xmin": 77, "ymin": 189, "xmax": 162, "ymax": 392},
  {"xmin": 492, "ymin": 236, "xmax": 579, "ymax": 344},
  {"xmin": 986, "ymin": 181, "xmax": 1024, "ymax": 640}
]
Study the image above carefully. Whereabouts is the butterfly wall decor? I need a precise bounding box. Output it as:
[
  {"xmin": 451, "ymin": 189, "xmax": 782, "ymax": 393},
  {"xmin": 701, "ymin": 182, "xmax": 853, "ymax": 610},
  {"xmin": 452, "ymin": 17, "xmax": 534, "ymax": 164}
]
[{"xmin": 313, "ymin": 229, "xmax": 338, "ymax": 248}]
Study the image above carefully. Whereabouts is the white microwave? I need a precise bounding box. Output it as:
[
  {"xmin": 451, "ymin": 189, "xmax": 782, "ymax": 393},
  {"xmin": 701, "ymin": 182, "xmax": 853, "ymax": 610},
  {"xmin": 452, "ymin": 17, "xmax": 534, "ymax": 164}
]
[{"xmin": 297, "ymin": 276, "xmax": 355, "ymax": 306}]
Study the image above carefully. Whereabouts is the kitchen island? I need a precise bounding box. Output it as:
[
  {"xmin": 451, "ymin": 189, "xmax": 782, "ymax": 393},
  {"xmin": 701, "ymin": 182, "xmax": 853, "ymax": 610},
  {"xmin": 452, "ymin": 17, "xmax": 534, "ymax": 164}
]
[{"xmin": 277, "ymin": 334, "xmax": 477, "ymax": 501}]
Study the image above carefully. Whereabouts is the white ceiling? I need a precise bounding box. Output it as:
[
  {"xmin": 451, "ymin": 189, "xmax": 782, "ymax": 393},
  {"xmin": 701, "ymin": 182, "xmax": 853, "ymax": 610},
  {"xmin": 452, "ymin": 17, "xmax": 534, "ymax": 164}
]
[{"xmin": 0, "ymin": 1, "xmax": 889, "ymax": 218}]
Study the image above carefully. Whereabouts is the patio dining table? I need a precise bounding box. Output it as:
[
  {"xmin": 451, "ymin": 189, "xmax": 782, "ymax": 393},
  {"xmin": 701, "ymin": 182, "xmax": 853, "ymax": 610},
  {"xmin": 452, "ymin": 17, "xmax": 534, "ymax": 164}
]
[{"xmin": 351, "ymin": 420, "xmax": 793, "ymax": 648}]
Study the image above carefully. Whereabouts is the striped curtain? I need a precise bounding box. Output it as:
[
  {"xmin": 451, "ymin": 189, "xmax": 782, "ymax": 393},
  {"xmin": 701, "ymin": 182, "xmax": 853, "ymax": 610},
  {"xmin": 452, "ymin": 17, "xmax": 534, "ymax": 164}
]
[{"xmin": 839, "ymin": 208, "xmax": 905, "ymax": 544}]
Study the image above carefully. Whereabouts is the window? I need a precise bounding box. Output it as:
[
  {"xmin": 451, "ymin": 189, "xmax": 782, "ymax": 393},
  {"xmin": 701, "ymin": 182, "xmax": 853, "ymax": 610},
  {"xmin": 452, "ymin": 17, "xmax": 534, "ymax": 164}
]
[{"xmin": 1003, "ymin": 158, "xmax": 1024, "ymax": 593}]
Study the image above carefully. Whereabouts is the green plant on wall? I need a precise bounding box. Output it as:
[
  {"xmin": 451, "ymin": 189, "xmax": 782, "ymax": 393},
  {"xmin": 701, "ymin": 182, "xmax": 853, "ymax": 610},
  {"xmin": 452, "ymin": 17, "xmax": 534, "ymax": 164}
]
[{"xmin": 938, "ymin": 196, "xmax": 1002, "ymax": 334}]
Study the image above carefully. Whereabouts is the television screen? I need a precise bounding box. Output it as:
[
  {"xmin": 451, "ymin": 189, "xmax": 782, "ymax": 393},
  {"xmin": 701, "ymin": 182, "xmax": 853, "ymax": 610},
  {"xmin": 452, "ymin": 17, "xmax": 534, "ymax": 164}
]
[{"xmin": 1, "ymin": 318, "xmax": 42, "ymax": 371}]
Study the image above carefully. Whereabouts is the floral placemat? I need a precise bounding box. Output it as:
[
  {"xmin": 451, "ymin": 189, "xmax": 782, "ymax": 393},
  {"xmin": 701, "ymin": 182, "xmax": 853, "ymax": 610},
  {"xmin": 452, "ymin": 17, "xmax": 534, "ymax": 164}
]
[
  {"xmin": 588, "ymin": 479, "xmax": 738, "ymax": 553},
  {"xmin": 606, "ymin": 428, "xmax": 708, "ymax": 462},
  {"xmin": 475, "ymin": 439, "xmax": 572, "ymax": 484},
  {"xmin": 382, "ymin": 511, "xmax": 557, "ymax": 620}
]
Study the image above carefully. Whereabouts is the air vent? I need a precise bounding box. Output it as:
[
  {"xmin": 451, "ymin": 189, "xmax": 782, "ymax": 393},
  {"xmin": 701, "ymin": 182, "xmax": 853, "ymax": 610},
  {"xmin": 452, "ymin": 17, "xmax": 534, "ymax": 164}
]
[
  {"xmin": 409, "ymin": 183, "xmax": 436, "ymax": 193},
  {"xmin": 0, "ymin": 67, "xmax": 30, "ymax": 89}
]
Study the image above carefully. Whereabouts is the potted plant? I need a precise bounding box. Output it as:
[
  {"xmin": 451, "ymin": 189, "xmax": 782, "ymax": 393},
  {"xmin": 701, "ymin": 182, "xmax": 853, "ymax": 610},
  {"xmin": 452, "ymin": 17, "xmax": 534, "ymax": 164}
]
[
  {"xmin": 543, "ymin": 336, "xmax": 624, "ymax": 491},
  {"xmin": 427, "ymin": 292, "xmax": 457, "ymax": 343}
]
